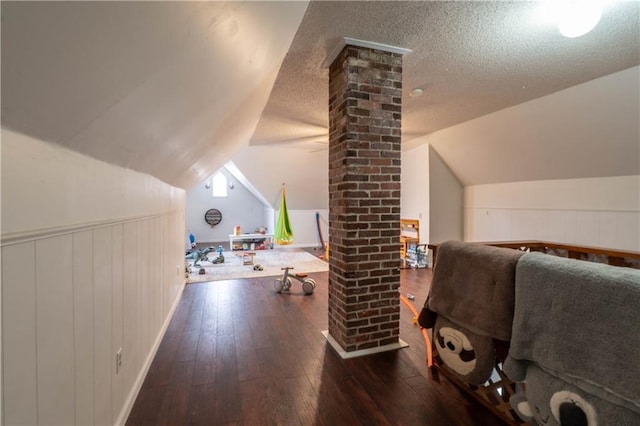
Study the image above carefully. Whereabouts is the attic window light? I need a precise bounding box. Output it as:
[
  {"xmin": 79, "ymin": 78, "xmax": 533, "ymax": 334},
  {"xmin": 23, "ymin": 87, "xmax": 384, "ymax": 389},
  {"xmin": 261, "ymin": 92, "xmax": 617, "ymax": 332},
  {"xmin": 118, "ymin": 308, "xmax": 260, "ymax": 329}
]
[{"xmin": 212, "ymin": 172, "xmax": 228, "ymax": 197}]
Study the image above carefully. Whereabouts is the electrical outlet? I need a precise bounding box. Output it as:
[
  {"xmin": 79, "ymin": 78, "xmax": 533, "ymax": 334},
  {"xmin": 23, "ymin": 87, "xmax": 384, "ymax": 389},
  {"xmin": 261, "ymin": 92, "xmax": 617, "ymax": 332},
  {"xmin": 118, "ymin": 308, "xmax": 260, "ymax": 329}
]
[
  {"xmin": 116, "ymin": 348, "xmax": 122, "ymax": 374},
  {"xmin": 177, "ymin": 264, "xmax": 181, "ymax": 277}
]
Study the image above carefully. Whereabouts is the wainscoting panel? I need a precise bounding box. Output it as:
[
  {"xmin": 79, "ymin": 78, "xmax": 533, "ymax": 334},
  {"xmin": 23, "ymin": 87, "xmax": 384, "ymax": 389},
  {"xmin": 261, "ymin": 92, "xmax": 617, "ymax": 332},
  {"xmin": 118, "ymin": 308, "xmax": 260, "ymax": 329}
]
[
  {"xmin": 2, "ymin": 242, "xmax": 37, "ymax": 425},
  {"xmin": 151, "ymin": 217, "xmax": 162, "ymax": 345},
  {"xmin": 137, "ymin": 219, "xmax": 150, "ymax": 375},
  {"xmin": 546, "ymin": 211, "xmax": 566, "ymax": 243},
  {"xmin": 111, "ymin": 224, "xmax": 124, "ymax": 423},
  {"xmin": 617, "ymin": 212, "xmax": 640, "ymax": 252},
  {"xmin": 1, "ymin": 211, "xmax": 185, "ymax": 425},
  {"xmin": 36, "ymin": 235, "xmax": 75, "ymax": 425},
  {"xmin": 598, "ymin": 212, "xmax": 618, "ymax": 249},
  {"xmin": 93, "ymin": 227, "xmax": 113, "ymax": 426},
  {"xmin": 165, "ymin": 213, "xmax": 181, "ymax": 314},
  {"xmin": 122, "ymin": 222, "xmax": 138, "ymax": 398},
  {"xmin": 562, "ymin": 211, "xmax": 578, "ymax": 244},
  {"xmin": 575, "ymin": 211, "xmax": 600, "ymax": 246},
  {"xmin": 73, "ymin": 230, "xmax": 95, "ymax": 425},
  {"xmin": 465, "ymin": 208, "xmax": 640, "ymax": 251}
]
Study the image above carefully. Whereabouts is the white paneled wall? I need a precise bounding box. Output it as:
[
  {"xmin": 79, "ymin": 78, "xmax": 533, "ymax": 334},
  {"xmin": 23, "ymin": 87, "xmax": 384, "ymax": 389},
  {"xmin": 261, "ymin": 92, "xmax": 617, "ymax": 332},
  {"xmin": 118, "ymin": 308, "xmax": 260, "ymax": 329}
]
[
  {"xmin": 465, "ymin": 207, "xmax": 640, "ymax": 250},
  {"xmin": 2, "ymin": 129, "xmax": 186, "ymax": 425},
  {"xmin": 73, "ymin": 230, "xmax": 95, "ymax": 425},
  {"xmin": 464, "ymin": 176, "xmax": 640, "ymax": 251},
  {"xmin": 2, "ymin": 211, "xmax": 185, "ymax": 425},
  {"xmin": 36, "ymin": 235, "xmax": 75, "ymax": 424},
  {"xmin": 2, "ymin": 243, "xmax": 38, "ymax": 425},
  {"xmin": 111, "ymin": 225, "xmax": 124, "ymax": 423}
]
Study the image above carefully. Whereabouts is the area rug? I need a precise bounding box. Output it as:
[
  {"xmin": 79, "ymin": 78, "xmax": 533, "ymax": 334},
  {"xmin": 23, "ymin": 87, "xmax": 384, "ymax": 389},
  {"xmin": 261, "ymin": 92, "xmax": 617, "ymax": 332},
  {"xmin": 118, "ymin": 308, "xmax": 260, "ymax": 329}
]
[{"xmin": 186, "ymin": 248, "xmax": 328, "ymax": 283}]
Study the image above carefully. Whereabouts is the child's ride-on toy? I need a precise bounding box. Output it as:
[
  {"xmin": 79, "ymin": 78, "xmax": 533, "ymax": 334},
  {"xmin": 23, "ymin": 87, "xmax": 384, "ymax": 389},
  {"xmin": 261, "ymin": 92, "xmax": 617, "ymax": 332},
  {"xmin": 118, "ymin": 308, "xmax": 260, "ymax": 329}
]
[{"xmin": 274, "ymin": 266, "xmax": 316, "ymax": 295}]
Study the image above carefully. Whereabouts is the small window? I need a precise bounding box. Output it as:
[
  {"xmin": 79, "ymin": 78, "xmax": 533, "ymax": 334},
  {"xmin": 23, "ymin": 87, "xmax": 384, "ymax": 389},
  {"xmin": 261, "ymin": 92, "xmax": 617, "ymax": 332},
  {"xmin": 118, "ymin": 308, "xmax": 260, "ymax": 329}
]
[{"xmin": 212, "ymin": 172, "xmax": 228, "ymax": 197}]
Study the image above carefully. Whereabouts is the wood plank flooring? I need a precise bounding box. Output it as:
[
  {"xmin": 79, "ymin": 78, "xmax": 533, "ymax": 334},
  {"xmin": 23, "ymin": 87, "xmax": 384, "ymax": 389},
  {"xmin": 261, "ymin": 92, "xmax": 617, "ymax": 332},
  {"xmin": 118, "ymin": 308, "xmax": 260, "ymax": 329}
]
[{"xmin": 127, "ymin": 268, "xmax": 505, "ymax": 425}]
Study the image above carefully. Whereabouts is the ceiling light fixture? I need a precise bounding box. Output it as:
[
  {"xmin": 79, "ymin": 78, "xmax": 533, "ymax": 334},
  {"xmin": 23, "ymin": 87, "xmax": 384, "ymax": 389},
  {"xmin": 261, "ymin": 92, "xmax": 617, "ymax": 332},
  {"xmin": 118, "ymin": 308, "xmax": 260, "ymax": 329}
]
[
  {"xmin": 410, "ymin": 88, "xmax": 424, "ymax": 97},
  {"xmin": 541, "ymin": 1, "xmax": 604, "ymax": 38},
  {"xmin": 558, "ymin": 3, "xmax": 602, "ymax": 38}
]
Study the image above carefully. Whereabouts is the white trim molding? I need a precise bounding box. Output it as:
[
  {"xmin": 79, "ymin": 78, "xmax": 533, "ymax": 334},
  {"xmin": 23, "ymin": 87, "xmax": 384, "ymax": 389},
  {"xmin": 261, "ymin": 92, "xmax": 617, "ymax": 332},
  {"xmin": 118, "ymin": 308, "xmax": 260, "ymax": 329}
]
[
  {"xmin": 322, "ymin": 37, "xmax": 412, "ymax": 68},
  {"xmin": 1, "ymin": 210, "xmax": 184, "ymax": 247}
]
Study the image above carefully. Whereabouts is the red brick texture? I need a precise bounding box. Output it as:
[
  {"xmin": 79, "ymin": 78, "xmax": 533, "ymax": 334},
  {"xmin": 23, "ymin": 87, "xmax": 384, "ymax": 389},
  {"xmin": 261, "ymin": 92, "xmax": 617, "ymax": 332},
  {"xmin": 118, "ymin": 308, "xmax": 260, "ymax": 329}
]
[{"xmin": 327, "ymin": 45, "xmax": 402, "ymax": 353}]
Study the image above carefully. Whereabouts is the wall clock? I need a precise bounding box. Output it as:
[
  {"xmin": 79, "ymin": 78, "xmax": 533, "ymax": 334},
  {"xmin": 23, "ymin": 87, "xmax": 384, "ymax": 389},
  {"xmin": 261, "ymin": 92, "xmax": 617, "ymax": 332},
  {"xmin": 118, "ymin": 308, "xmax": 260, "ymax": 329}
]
[{"xmin": 204, "ymin": 208, "xmax": 222, "ymax": 227}]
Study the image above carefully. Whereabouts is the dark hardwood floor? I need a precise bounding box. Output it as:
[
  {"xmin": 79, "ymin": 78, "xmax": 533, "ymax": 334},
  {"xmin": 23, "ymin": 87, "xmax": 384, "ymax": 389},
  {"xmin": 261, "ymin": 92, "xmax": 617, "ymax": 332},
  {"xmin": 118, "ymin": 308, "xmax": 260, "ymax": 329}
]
[{"xmin": 127, "ymin": 267, "xmax": 505, "ymax": 425}]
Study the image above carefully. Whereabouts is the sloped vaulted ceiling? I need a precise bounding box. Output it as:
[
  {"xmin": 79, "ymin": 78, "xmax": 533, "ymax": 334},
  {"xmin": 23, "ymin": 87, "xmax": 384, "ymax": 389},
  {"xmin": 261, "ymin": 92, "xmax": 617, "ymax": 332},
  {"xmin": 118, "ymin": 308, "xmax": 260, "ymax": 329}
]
[
  {"xmin": 3, "ymin": 1, "xmax": 638, "ymax": 201},
  {"xmin": 1, "ymin": 1, "xmax": 309, "ymax": 189}
]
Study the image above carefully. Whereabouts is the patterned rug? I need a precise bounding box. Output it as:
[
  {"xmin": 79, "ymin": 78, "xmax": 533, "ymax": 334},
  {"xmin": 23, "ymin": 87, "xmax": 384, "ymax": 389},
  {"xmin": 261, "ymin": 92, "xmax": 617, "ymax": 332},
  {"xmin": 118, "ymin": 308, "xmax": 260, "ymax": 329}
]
[{"xmin": 186, "ymin": 248, "xmax": 328, "ymax": 283}]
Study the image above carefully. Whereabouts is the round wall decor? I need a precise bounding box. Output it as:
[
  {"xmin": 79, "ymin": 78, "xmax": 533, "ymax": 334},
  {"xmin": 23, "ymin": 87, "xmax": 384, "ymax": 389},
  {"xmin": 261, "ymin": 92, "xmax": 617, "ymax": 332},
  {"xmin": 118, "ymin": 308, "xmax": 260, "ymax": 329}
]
[{"xmin": 204, "ymin": 208, "xmax": 222, "ymax": 227}]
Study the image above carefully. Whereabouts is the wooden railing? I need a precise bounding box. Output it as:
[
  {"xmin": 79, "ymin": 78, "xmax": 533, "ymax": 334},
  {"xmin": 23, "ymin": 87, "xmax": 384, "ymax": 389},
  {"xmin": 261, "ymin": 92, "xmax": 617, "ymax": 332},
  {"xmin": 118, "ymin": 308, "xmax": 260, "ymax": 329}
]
[{"xmin": 428, "ymin": 240, "xmax": 640, "ymax": 269}]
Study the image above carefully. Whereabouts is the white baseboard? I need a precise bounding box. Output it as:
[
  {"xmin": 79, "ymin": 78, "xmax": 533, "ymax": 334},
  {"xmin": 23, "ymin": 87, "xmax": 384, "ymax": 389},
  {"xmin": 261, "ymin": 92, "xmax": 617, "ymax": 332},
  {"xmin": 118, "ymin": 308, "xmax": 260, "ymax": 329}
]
[
  {"xmin": 197, "ymin": 241, "xmax": 323, "ymax": 251},
  {"xmin": 275, "ymin": 243, "xmax": 322, "ymax": 249},
  {"xmin": 321, "ymin": 330, "xmax": 409, "ymax": 359},
  {"xmin": 115, "ymin": 281, "xmax": 185, "ymax": 426}
]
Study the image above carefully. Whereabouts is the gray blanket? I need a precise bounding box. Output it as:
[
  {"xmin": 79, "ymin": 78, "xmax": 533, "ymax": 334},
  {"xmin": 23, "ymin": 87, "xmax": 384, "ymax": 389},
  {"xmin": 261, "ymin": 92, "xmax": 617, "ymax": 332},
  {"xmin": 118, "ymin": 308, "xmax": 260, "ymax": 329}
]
[
  {"xmin": 506, "ymin": 252, "xmax": 640, "ymax": 413},
  {"xmin": 427, "ymin": 240, "xmax": 524, "ymax": 341}
]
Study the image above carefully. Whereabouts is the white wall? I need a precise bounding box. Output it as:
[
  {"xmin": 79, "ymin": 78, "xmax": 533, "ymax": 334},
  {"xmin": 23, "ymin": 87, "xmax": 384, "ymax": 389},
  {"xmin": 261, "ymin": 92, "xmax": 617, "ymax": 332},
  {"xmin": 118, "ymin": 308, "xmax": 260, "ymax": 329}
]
[
  {"xmin": 185, "ymin": 170, "xmax": 327, "ymax": 250},
  {"xmin": 429, "ymin": 146, "xmax": 463, "ymax": 243},
  {"xmin": 400, "ymin": 143, "xmax": 464, "ymax": 245},
  {"xmin": 186, "ymin": 168, "xmax": 268, "ymax": 244},
  {"xmin": 423, "ymin": 66, "xmax": 640, "ymax": 186},
  {"xmin": 1, "ymin": 129, "xmax": 186, "ymax": 425},
  {"xmin": 231, "ymin": 145, "xmax": 329, "ymax": 211},
  {"xmin": 464, "ymin": 175, "xmax": 640, "ymax": 251},
  {"xmin": 401, "ymin": 144, "xmax": 430, "ymax": 244}
]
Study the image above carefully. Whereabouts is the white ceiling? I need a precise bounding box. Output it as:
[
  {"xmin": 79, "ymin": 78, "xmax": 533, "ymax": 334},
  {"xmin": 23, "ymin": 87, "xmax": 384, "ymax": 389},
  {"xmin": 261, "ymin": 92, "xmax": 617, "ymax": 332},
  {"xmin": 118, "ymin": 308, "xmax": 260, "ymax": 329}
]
[
  {"xmin": 2, "ymin": 1, "xmax": 639, "ymax": 198},
  {"xmin": 1, "ymin": 1, "xmax": 309, "ymax": 188}
]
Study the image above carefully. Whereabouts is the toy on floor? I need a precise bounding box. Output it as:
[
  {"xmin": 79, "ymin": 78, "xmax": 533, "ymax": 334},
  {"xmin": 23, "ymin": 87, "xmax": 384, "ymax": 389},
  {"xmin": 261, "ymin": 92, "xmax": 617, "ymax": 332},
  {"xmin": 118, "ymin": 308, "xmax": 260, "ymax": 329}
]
[
  {"xmin": 211, "ymin": 245, "xmax": 225, "ymax": 264},
  {"xmin": 242, "ymin": 252, "xmax": 256, "ymax": 265},
  {"xmin": 185, "ymin": 246, "xmax": 216, "ymax": 267},
  {"xmin": 274, "ymin": 266, "xmax": 316, "ymax": 295}
]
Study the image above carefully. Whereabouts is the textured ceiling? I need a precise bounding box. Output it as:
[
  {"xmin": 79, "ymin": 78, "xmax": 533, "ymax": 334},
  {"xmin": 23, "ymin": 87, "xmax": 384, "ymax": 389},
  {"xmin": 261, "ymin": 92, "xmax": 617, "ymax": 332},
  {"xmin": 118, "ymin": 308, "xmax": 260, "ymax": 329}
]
[
  {"xmin": 253, "ymin": 1, "xmax": 639, "ymax": 150},
  {"xmin": 1, "ymin": 1, "xmax": 638, "ymax": 195}
]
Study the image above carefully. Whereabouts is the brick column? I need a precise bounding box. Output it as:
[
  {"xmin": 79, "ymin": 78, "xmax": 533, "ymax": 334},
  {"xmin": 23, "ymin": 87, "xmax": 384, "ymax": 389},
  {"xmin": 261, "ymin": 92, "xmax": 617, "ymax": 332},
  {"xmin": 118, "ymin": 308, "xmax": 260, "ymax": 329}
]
[{"xmin": 326, "ymin": 44, "xmax": 404, "ymax": 356}]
